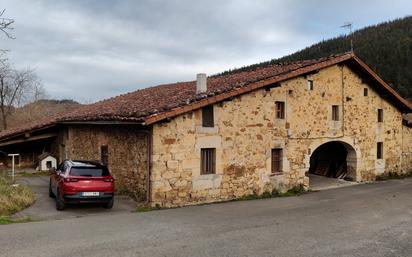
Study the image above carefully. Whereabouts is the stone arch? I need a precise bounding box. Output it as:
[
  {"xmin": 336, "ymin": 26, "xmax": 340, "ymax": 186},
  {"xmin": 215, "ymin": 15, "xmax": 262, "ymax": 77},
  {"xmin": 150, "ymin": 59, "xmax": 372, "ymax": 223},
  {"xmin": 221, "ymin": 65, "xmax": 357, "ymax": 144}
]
[{"xmin": 307, "ymin": 138, "xmax": 360, "ymax": 181}]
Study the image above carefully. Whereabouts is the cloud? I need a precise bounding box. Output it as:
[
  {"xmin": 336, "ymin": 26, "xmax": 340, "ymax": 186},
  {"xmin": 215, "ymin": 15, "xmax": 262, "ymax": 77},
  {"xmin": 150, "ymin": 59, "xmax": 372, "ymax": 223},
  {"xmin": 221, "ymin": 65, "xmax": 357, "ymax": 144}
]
[{"xmin": 0, "ymin": 0, "xmax": 411, "ymax": 102}]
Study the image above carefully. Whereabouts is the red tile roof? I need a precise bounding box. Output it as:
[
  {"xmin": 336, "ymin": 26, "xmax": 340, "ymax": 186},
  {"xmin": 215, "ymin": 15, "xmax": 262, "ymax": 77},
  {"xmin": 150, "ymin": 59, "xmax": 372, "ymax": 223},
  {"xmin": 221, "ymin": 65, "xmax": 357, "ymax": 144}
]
[{"xmin": 0, "ymin": 52, "xmax": 410, "ymax": 141}]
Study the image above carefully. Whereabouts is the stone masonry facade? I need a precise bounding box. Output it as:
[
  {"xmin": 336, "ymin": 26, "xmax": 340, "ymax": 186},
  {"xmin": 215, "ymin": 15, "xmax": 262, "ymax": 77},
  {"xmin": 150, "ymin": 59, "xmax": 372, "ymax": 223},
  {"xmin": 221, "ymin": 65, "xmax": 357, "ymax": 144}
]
[
  {"xmin": 150, "ymin": 64, "xmax": 412, "ymax": 207},
  {"xmin": 61, "ymin": 125, "xmax": 149, "ymax": 201}
]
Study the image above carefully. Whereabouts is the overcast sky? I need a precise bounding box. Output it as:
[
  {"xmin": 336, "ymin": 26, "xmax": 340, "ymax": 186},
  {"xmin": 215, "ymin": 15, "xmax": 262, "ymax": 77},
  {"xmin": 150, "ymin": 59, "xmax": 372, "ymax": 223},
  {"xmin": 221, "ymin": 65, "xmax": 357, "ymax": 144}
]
[{"xmin": 1, "ymin": 0, "xmax": 411, "ymax": 103}]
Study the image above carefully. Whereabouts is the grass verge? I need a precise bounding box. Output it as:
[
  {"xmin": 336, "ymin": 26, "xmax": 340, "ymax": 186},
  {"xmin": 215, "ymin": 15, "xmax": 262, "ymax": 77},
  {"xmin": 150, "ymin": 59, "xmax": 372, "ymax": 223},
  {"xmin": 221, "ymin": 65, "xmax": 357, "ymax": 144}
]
[
  {"xmin": 0, "ymin": 216, "xmax": 32, "ymax": 225},
  {"xmin": 376, "ymin": 171, "xmax": 412, "ymax": 181},
  {"xmin": 238, "ymin": 184, "xmax": 308, "ymax": 201},
  {"xmin": 136, "ymin": 185, "xmax": 308, "ymax": 212},
  {"xmin": 0, "ymin": 176, "xmax": 35, "ymax": 217}
]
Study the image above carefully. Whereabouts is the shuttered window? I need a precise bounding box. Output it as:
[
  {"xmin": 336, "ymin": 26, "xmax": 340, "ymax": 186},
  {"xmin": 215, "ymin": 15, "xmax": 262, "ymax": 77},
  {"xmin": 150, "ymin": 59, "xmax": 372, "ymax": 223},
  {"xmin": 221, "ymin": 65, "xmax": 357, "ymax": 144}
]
[
  {"xmin": 201, "ymin": 148, "xmax": 216, "ymax": 175},
  {"xmin": 271, "ymin": 149, "xmax": 282, "ymax": 174},
  {"xmin": 275, "ymin": 101, "xmax": 285, "ymax": 119},
  {"xmin": 332, "ymin": 105, "xmax": 339, "ymax": 121},
  {"xmin": 202, "ymin": 105, "xmax": 214, "ymax": 127},
  {"xmin": 377, "ymin": 142, "xmax": 383, "ymax": 159},
  {"xmin": 101, "ymin": 145, "xmax": 109, "ymax": 166}
]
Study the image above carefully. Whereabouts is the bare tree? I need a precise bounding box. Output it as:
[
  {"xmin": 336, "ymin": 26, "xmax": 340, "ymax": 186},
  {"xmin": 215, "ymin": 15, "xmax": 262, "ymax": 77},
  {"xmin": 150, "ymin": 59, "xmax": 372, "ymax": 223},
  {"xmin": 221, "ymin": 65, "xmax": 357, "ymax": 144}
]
[
  {"xmin": 0, "ymin": 63, "xmax": 43, "ymax": 130},
  {"xmin": 0, "ymin": 9, "xmax": 14, "ymax": 39},
  {"xmin": 0, "ymin": 9, "xmax": 14, "ymax": 65}
]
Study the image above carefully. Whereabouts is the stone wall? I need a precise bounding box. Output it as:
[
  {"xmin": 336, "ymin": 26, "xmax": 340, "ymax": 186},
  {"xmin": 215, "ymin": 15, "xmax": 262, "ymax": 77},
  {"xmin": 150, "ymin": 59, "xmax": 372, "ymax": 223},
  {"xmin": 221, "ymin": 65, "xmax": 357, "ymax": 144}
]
[
  {"xmin": 151, "ymin": 64, "xmax": 412, "ymax": 207},
  {"xmin": 64, "ymin": 125, "xmax": 149, "ymax": 201},
  {"xmin": 401, "ymin": 125, "xmax": 412, "ymax": 172}
]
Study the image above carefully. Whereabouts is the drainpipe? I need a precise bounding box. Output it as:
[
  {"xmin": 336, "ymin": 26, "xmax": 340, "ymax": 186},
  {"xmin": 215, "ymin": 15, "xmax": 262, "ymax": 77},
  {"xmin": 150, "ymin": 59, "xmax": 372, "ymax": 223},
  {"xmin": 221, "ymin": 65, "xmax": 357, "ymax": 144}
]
[{"xmin": 340, "ymin": 65, "xmax": 345, "ymax": 138}]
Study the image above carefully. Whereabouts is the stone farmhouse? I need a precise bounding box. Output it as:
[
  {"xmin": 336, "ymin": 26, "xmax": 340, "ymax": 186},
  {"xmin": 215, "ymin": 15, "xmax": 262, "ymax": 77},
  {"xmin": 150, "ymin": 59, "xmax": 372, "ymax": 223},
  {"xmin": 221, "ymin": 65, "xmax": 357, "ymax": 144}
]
[{"xmin": 0, "ymin": 52, "xmax": 411, "ymax": 207}]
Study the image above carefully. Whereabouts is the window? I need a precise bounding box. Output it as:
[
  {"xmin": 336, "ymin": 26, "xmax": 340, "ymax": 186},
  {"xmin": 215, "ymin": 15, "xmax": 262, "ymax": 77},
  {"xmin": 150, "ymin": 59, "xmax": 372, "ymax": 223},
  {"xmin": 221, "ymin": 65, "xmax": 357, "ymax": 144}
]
[
  {"xmin": 275, "ymin": 101, "xmax": 285, "ymax": 119},
  {"xmin": 202, "ymin": 105, "xmax": 214, "ymax": 127},
  {"xmin": 364, "ymin": 88, "xmax": 368, "ymax": 96},
  {"xmin": 378, "ymin": 109, "xmax": 383, "ymax": 123},
  {"xmin": 271, "ymin": 149, "xmax": 282, "ymax": 174},
  {"xmin": 46, "ymin": 161, "xmax": 52, "ymax": 169},
  {"xmin": 101, "ymin": 145, "xmax": 109, "ymax": 166},
  {"xmin": 308, "ymin": 80, "xmax": 314, "ymax": 90},
  {"xmin": 377, "ymin": 142, "xmax": 383, "ymax": 159},
  {"xmin": 70, "ymin": 167, "xmax": 110, "ymax": 177},
  {"xmin": 332, "ymin": 105, "xmax": 339, "ymax": 121},
  {"xmin": 201, "ymin": 148, "xmax": 216, "ymax": 175}
]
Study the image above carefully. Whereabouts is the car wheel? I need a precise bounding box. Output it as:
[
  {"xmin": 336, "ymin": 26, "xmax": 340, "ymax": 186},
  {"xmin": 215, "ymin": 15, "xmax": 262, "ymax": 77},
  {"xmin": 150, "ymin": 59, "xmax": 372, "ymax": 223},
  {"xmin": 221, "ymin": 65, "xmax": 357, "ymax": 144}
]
[
  {"xmin": 55, "ymin": 190, "xmax": 65, "ymax": 211},
  {"xmin": 103, "ymin": 197, "xmax": 114, "ymax": 209},
  {"xmin": 48, "ymin": 179, "xmax": 55, "ymax": 198}
]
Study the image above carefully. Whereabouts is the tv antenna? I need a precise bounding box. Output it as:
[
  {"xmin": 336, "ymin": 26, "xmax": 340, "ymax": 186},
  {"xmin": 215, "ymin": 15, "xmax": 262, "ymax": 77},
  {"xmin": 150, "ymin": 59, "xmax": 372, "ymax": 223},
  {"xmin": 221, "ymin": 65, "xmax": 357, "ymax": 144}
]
[{"xmin": 341, "ymin": 22, "xmax": 353, "ymax": 52}]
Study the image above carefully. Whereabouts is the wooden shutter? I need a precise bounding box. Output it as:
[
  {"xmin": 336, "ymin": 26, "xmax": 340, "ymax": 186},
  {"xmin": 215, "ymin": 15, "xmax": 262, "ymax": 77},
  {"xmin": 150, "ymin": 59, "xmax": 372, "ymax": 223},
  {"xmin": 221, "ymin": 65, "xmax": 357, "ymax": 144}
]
[
  {"xmin": 378, "ymin": 109, "xmax": 383, "ymax": 122},
  {"xmin": 275, "ymin": 101, "xmax": 285, "ymax": 119},
  {"xmin": 271, "ymin": 149, "xmax": 282, "ymax": 174},
  {"xmin": 202, "ymin": 106, "xmax": 214, "ymax": 127},
  {"xmin": 377, "ymin": 142, "xmax": 383, "ymax": 159},
  {"xmin": 332, "ymin": 105, "xmax": 339, "ymax": 121}
]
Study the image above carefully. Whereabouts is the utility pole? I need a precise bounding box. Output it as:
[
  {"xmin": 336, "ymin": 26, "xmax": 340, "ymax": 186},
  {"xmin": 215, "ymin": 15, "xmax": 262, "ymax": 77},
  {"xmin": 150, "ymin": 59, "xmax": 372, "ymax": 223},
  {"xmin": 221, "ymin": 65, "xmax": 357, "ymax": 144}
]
[{"xmin": 341, "ymin": 22, "xmax": 354, "ymax": 52}]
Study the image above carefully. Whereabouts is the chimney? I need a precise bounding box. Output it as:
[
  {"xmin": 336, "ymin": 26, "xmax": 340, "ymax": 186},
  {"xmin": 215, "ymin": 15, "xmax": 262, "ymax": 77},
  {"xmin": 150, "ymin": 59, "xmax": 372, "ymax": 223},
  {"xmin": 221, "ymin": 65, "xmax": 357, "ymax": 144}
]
[{"xmin": 196, "ymin": 73, "xmax": 207, "ymax": 94}]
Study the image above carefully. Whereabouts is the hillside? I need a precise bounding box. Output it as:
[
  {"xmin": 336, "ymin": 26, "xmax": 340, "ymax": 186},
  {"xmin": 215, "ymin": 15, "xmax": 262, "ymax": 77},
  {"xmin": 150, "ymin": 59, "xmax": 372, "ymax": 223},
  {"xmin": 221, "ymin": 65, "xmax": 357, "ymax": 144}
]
[
  {"xmin": 5, "ymin": 99, "xmax": 81, "ymax": 129},
  {"xmin": 220, "ymin": 16, "xmax": 412, "ymax": 100}
]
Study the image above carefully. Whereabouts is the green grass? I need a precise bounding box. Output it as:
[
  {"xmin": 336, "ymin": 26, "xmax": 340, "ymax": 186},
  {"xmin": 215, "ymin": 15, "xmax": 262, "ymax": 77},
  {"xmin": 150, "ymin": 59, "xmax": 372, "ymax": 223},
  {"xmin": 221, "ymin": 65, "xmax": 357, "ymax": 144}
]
[
  {"xmin": 238, "ymin": 184, "xmax": 308, "ymax": 201},
  {"xmin": 0, "ymin": 216, "xmax": 32, "ymax": 225},
  {"xmin": 376, "ymin": 171, "xmax": 412, "ymax": 181},
  {"xmin": 0, "ymin": 176, "xmax": 35, "ymax": 217}
]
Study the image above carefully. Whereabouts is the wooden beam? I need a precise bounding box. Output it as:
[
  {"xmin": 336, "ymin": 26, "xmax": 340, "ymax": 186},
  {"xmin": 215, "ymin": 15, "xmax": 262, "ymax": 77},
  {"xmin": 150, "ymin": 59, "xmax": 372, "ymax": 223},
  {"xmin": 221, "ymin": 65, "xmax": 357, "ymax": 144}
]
[{"xmin": 0, "ymin": 133, "xmax": 57, "ymax": 147}]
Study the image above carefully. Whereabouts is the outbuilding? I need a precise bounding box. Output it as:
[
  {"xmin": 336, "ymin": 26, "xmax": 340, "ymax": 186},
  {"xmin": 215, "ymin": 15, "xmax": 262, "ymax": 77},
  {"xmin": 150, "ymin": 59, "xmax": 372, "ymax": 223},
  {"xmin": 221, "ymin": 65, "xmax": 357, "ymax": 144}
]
[{"xmin": 37, "ymin": 153, "xmax": 57, "ymax": 171}]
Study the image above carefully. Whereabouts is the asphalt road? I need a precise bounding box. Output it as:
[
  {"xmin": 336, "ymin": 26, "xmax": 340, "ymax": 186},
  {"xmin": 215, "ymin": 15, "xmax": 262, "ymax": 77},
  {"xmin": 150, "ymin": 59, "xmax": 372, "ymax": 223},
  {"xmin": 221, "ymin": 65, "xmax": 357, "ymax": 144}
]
[
  {"xmin": 13, "ymin": 176, "xmax": 136, "ymax": 221},
  {"xmin": 1, "ymin": 178, "xmax": 412, "ymax": 257}
]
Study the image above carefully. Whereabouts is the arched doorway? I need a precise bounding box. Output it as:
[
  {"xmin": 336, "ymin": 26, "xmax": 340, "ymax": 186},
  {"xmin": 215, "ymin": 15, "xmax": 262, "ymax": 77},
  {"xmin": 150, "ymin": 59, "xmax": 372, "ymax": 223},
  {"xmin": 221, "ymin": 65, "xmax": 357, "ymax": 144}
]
[{"xmin": 309, "ymin": 141, "xmax": 357, "ymax": 180}]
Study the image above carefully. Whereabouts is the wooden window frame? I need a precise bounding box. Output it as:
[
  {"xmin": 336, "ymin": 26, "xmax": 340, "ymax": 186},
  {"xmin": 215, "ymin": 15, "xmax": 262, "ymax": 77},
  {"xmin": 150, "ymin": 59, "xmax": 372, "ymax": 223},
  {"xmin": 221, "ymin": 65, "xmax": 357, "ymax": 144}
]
[
  {"xmin": 101, "ymin": 145, "xmax": 109, "ymax": 166},
  {"xmin": 332, "ymin": 105, "xmax": 339, "ymax": 121},
  {"xmin": 271, "ymin": 148, "xmax": 283, "ymax": 174},
  {"xmin": 202, "ymin": 105, "xmax": 214, "ymax": 127},
  {"xmin": 201, "ymin": 148, "xmax": 216, "ymax": 175},
  {"xmin": 377, "ymin": 142, "xmax": 383, "ymax": 159},
  {"xmin": 275, "ymin": 101, "xmax": 285, "ymax": 119},
  {"xmin": 378, "ymin": 109, "xmax": 383, "ymax": 123}
]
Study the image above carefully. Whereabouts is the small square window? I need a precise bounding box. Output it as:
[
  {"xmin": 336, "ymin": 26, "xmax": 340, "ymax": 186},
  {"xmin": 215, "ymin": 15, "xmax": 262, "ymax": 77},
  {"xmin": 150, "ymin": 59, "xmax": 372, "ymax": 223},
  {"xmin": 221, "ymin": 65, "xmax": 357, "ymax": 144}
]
[
  {"xmin": 201, "ymin": 148, "xmax": 216, "ymax": 175},
  {"xmin": 202, "ymin": 105, "xmax": 214, "ymax": 127},
  {"xmin": 377, "ymin": 142, "xmax": 383, "ymax": 159},
  {"xmin": 308, "ymin": 80, "xmax": 314, "ymax": 90},
  {"xmin": 275, "ymin": 101, "xmax": 285, "ymax": 119},
  {"xmin": 332, "ymin": 105, "xmax": 339, "ymax": 121},
  {"xmin": 364, "ymin": 88, "xmax": 368, "ymax": 96},
  {"xmin": 378, "ymin": 109, "xmax": 383, "ymax": 123}
]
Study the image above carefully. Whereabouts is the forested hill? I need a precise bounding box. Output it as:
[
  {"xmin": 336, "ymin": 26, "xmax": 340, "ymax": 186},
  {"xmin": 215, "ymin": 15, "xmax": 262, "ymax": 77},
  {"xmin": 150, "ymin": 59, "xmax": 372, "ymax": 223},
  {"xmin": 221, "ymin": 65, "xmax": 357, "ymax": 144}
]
[{"xmin": 222, "ymin": 16, "xmax": 412, "ymax": 100}]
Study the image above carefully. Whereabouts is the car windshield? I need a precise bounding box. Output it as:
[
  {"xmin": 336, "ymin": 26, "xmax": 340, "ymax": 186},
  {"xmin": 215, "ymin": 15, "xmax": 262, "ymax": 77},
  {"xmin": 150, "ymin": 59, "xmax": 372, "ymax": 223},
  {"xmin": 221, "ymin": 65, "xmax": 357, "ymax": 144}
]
[{"xmin": 69, "ymin": 167, "xmax": 109, "ymax": 177}]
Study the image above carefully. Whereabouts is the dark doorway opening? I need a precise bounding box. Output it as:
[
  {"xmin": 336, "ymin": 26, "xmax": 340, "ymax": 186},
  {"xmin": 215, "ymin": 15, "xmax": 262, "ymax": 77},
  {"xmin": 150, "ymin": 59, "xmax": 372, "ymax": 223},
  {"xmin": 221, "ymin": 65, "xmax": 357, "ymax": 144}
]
[{"xmin": 309, "ymin": 142, "xmax": 349, "ymax": 179}]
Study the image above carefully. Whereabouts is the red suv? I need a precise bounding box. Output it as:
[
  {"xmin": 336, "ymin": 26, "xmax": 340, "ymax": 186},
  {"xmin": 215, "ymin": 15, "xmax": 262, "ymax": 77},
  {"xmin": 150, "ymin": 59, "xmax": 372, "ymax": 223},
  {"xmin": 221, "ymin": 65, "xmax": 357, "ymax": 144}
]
[{"xmin": 49, "ymin": 160, "xmax": 115, "ymax": 210}]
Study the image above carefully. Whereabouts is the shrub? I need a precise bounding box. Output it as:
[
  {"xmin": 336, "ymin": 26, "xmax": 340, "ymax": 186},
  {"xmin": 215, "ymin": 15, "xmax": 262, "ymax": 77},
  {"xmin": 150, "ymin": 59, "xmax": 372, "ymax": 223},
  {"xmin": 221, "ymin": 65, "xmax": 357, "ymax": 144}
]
[{"xmin": 0, "ymin": 177, "xmax": 34, "ymax": 217}]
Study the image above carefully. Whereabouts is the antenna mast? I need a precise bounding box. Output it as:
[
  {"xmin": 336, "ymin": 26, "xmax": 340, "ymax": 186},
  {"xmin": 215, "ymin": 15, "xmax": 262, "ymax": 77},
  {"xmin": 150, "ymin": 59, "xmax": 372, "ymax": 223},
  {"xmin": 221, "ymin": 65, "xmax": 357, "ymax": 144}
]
[{"xmin": 341, "ymin": 22, "xmax": 353, "ymax": 52}]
